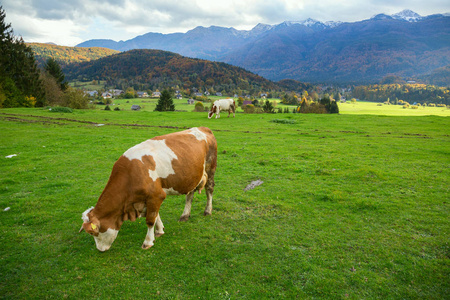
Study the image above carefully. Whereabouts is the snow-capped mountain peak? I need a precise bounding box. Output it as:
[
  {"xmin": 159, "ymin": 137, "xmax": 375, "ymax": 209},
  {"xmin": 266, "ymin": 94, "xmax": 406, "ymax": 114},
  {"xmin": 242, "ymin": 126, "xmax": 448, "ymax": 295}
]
[{"xmin": 391, "ymin": 9, "xmax": 422, "ymax": 22}]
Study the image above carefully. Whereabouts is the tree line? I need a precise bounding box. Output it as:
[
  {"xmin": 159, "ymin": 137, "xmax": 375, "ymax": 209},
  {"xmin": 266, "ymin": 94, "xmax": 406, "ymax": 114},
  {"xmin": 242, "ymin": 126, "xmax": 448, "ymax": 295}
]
[{"xmin": 352, "ymin": 83, "xmax": 450, "ymax": 105}]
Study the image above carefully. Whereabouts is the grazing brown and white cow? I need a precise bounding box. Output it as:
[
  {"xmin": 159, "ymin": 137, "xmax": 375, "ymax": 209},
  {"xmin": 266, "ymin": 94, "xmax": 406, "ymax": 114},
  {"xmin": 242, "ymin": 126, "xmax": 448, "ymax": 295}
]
[
  {"xmin": 208, "ymin": 98, "xmax": 236, "ymax": 119},
  {"xmin": 80, "ymin": 127, "xmax": 217, "ymax": 251}
]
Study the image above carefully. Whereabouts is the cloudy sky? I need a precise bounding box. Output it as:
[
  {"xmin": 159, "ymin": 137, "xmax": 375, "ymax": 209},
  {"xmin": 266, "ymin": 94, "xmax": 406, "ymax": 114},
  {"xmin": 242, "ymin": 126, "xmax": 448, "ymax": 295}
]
[{"xmin": 2, "ymin": 0, "xmax": 449, "ymax": 46}]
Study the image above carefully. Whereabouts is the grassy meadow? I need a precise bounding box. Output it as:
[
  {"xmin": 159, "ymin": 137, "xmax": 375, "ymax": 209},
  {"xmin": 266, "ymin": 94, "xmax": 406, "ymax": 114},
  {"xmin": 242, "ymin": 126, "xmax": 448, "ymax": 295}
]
[
  {"xmin": 96, "ymin": 96, "xmax": 450, "ymax": 117},
  {"xmin": 0, "ymin": 105, "xmax": 449, "ymax": 299}
]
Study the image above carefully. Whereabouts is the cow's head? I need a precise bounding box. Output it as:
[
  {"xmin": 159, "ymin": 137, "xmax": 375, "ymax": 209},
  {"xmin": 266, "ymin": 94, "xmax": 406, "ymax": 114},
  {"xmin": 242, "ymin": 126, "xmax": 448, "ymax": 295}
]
[
  {"xmin": 208, "ymin": 105, "xmax": 216, "ymax": 119},
  {"xmin": 80, "ymin": 207, "xmax": 118, "ymax": 252}
]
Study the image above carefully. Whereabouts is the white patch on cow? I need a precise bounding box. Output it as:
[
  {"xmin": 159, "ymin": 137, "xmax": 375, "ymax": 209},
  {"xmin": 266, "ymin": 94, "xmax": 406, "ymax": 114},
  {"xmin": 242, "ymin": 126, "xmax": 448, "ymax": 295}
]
[
  {"xmin": 94, "ymin": 228, "xmax": 119, "ymax": 252},
  {"xmin": 163, "ymin": 187, "xmax": 181, "ymax": 195},
  {"xmin": 189, "ymin": 127, "xmax": 207, "ymax": 142},
  {"xmin": 123, "ymin": 139, "xmax": 178, "ymax": 181},
  {"xmin": 81, "ymin": 207, "xmax": 94, "ymax": 222}
]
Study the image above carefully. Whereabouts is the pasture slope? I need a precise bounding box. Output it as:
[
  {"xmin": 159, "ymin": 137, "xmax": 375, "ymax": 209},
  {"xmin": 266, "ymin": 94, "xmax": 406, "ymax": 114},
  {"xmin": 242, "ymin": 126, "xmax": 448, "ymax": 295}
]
[{"xmin": 0, "ymin": 108, "xmax": 449, "ymax": 299}]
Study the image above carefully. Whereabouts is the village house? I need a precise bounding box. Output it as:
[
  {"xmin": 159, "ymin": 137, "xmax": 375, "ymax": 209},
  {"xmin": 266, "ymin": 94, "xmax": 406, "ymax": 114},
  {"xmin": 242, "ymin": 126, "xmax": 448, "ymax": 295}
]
[
  {"xmin": 102, "ymin": 92, "xmax": 112, "ymax": 99},
  {"xmin": 152, "ymin": 91, "xmax": 161, "ymax": 98},
  {"xmin": 109, "ymin": 89, "xmax": 124, "ymax": 97},
  {"xmin": 137, "ymin": 91, "xmax": 149, "ymax": 98}
]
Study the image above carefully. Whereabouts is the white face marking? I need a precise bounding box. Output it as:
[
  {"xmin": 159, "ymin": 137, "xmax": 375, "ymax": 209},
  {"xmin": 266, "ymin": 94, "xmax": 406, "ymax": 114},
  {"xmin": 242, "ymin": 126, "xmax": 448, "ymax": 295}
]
[
  {"xmin": 94, "ymin": 228, "xmax": 119, "ymax": 252},
  {"xmin": 189, "ymin": 127, "xmax": 208, "ymax": 142},
  {"xmin": 81, "ymin": 207, "xmax": 94, "ymax": 222},
  {"xmin": 123, "ymin": 139, "xmax": 178, "ymax": 181}
]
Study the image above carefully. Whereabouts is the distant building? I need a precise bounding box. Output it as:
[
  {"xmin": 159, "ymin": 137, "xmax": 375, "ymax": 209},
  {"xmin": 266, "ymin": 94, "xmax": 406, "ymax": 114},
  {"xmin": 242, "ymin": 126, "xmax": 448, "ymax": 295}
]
[
  {"xmin": 131, "ymin": 105, "xmax": 141, "ymax": 111},
  {"xmin": 137, "ymin": 91, "xmax": 149, "ymax": 98},
  {"xmin": 152, "ymin": 91, "xmax": 161, "ymax": 98},
  {"xmin": 102, "ymin": 92, "xmax": 112, "ymax": 99},
  {"xmin": 85, "ymin": 91, "xmax": 98, "ymax": 97},
  {"xmin": 187, "ymin": 99, "xmax": 195, "ymax": 104},
  {"xmin": 109, "ymin": 89, "xmax": 124, "ymax": 96}
]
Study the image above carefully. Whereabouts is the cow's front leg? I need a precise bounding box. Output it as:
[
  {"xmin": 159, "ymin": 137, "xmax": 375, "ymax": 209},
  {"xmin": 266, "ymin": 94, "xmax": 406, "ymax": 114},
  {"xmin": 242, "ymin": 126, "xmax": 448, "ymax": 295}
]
[
  {"xmin": 142, "ymin": 225, "xmax": 155, "ymax": 249},
  {"xmin": 179, "ymin": 191, "xmax": 194, "ymax": 221},
  {"xmin": 142, "ymin": 196, "xmax": 164, "ymax": 249}
]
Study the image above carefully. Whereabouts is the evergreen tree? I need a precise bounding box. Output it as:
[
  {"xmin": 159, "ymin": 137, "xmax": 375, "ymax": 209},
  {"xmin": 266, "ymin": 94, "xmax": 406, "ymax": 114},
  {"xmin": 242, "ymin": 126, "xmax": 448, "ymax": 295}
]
[
  {"xmin": 0, "ymin": 6, "xmax": 44, "ymax": 107},
  {"xmin": 319, "ymin": 95, "xmax": 332, "ymax": 112},
  {"xmin": 262, "ymin": 100, "xmax": 274, "ymax": 113},
  {"xmin": 154, "ymin": 90, "xmax": 175, "ymax": 111},
  {"xmin": 44, "ymin": 58, "xmax": 68, "ymax": 91},
  {"xmin": 329, "ymin": 100, "xmax": 339, "ymax": 114}
]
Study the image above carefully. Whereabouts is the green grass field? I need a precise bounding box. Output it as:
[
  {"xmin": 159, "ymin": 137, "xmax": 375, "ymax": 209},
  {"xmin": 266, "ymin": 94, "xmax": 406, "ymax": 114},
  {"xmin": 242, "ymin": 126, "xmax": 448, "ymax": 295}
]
[
  {"xmin": 0, "ymin": 107, "xmax": 449, "ymax": 299},
  {"xmin": 98, "ymin": 97, "xmax": 450, "ymax": 117}
]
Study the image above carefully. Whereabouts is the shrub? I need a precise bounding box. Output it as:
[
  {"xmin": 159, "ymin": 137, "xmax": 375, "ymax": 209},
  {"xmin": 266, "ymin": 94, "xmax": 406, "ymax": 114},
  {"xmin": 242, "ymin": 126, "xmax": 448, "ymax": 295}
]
[
  {"xmin": 411, "ymin": 105, "xmax": 418, "ymax": 109},
  {"xmin": 104, "ymin": 105, "xmax": 111, "ymax": 111},
  {"xmin": 114, "ymin": 107, "xmax": 121, "ymax": 111},
  {"xmin": 270, "ymin": 119, "xmax": 296, "ymax": 124},
  {"xmin": 194, "ymin": 101, "xmax": 205, "ymax": 112},
  {"xmin": 243, "ymin": 104, "xmax": 255, "ymax": 113},
  {"xmin": 262, "ymin": 100, "xmax": 274, "ymax": 113},
  {"xmin": 299, "ymin": 102, "xmax": 328, "ymax": 114},
  {"xmin": 64, "ymin": 87, "xmax": 89, "ymax": 109},
  {"xmin": 49, "ymin": 107, "xmax": 73, "ymax": 113}
]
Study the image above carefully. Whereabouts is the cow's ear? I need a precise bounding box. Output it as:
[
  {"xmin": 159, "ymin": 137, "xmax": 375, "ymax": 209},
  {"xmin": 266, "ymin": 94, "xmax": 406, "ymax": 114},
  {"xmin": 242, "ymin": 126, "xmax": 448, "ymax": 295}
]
[{"xmin": 82, "ymin": 221, "xmax": 100, "ymax": 236}]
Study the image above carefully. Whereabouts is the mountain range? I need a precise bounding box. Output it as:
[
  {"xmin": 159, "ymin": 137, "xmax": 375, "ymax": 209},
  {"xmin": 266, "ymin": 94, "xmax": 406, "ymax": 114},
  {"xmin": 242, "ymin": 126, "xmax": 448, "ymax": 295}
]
[{"xmin": 76, "ymin": 10, "xmax": 450, "ymax": 85}]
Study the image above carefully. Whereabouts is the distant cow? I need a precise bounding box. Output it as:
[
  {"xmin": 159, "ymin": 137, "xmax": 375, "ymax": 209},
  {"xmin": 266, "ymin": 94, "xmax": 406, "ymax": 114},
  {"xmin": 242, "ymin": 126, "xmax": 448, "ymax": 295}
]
[
  {"xmin": 80, "ymin": 127, "xmax": 217, "ymax": 251},
  {"xmin": 208, "ymin": 98, "xmax": 236, "ymax": 119}
]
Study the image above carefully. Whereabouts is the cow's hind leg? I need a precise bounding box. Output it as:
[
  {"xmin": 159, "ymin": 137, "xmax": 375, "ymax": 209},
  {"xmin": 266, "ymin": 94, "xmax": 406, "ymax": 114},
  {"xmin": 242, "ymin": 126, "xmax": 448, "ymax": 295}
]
[
  {"xmin": 204, "ymin": 173, "xmax": 215, "ymax": 216},
  {"xmin": 179, "ymin": 191, "xmax": 194, "ymax": 222}
]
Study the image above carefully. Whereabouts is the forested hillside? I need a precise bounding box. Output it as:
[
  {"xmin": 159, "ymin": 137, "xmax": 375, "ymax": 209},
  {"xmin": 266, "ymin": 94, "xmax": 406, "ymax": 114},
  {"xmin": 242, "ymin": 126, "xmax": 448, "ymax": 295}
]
[
  {"xmin": 27, "ymin": 43, "xmax": 119, "ymax": 67},
  {"xmin": 63, "ymin": 49, "xmax": 282, "ymax": 93}
]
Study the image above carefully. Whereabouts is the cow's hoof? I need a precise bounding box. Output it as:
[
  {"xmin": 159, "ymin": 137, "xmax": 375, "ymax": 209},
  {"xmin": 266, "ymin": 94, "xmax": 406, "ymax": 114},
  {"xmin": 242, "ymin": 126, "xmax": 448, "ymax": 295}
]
[
  {"xmin": 155, "ymin": 232, "xmax": 164, "ymax": 237},
  {"xmin": 203, "ymin": 211, "xmax": 212, "ymax": 216},
  {"xmin": 179, "ymin": 215, "xmax": 189, "ymax": 222},
  {"xmin": 142, "ymin": 244, "xmax": 153, "ymax": 250}
]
